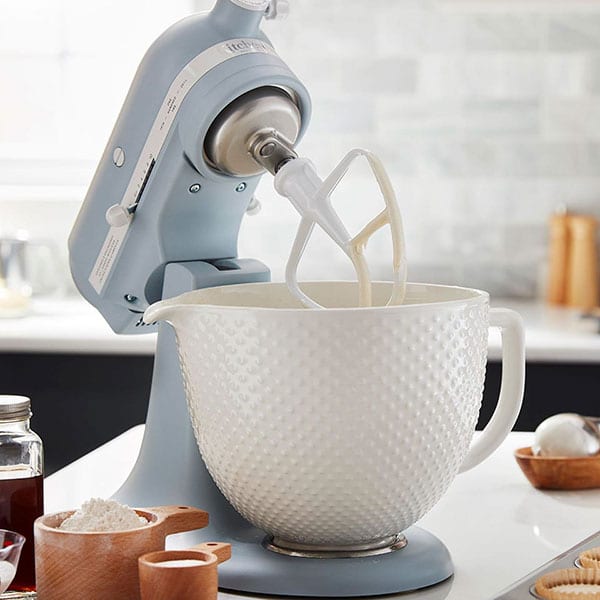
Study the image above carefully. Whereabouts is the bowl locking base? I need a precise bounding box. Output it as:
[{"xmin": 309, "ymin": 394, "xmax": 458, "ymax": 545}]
[{"xmin": 264, "ymin": 533, "xmax": 408, "ymax": 559}]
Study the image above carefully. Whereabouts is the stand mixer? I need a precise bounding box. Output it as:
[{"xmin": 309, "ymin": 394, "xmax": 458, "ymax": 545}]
[{"xmin": 68, "ymin": 1, "xmax": 510, "ymax": 595}]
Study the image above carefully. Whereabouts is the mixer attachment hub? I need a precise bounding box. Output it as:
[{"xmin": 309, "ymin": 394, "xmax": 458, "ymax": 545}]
[
  {"xmin": 204, "ymin": 86, "xmax": 301, "ymax": 177},
  {"xmin": 248, "ymin": 130, "xmax": 298, "ymax": 175}
]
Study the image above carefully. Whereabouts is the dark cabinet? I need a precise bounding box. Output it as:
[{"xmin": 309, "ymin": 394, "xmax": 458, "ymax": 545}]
[
  {"xmin": 479, "ymin": 362, "xmax": 600, "ymax": 432},
  {"xmin": 0, "ymin": 353, "xmax": 152, "ymax": 475}
]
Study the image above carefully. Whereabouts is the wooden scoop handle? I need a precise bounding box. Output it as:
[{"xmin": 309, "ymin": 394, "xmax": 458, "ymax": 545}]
[
  {"xmin": 191, "ymin": 542, "xmax": 232, "ymax": 564},
  {"xmin": 146, "ymin": 505, "xmax": 209, "ymax": 535}
]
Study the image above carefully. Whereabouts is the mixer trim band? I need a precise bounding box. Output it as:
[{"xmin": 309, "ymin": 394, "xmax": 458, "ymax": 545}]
[
  {"xmin": 88, "ymin": 38, "xmax": 278, "ymax": 294},
  {"xmin": 229, "ymin": 0, "xmax": 270, "ymax": 10}
]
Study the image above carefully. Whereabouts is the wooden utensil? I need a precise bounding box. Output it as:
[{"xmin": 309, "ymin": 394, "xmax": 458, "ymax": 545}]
[
  {"xmin": 547, "ymin": 211, "xmax": 570, "ymax": 306},
  {"xmin": 515, "ymin": 447, "xmax": 600, "ymax": 490},
  {"xmin": 34, "ymin": 505, "xmax": 208, "ymax": 600},
  {"xmin": 138, "ymin": 542, "xmax": 231, "ymax": 600},
  {"xmin": 565, "ymin": 215, "xmax": 599, "ymax": 310}
]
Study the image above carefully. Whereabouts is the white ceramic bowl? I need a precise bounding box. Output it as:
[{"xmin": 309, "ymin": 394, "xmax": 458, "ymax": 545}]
[{"xmin": 146, "ymin": 282, "xmax": 524, "ymax": 549}]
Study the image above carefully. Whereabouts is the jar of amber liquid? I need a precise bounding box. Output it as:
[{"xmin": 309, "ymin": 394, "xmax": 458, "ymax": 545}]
[{"xmin": 0, "ymin": 396, "xmax": 44, "ymax": 592}]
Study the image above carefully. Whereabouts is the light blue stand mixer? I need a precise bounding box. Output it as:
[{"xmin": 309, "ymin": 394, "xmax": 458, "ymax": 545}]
[{"xmin": 69, "ymin": 0, "xmax": 453, "ymax": 595}]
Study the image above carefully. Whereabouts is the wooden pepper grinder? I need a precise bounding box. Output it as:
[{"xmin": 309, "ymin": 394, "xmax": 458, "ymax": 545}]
[
  {"xmin": 138, "ymin": 542, "xmax": 231, "ymax": 600},
  {"xmin": 565, "ymin": 215, "xmax": 599, "ymax": 311},
  {"xmin": 546, "ymin": 209, "xmax": 570, "ymax": 305}
]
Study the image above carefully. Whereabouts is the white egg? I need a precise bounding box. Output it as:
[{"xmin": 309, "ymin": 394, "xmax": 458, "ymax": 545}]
[{"xmin": 533, "ymin": 414, "xmax": 600, "ymax": 457}]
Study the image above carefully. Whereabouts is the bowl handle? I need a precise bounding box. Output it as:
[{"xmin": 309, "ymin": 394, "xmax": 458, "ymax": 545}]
[{"xmin": 459, "ymin": 308, "xmax": 525, "ymax": 473}]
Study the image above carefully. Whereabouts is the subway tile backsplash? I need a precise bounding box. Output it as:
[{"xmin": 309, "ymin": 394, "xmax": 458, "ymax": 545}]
[{"xmin": 3, "ymin": 0, "xmax": 600, "ymax": 298}]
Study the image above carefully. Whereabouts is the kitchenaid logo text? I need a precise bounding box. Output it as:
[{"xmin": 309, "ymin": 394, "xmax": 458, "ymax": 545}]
[{"xmin": 223, "ymin": 39, "xmax": 275, "ymax": 57}]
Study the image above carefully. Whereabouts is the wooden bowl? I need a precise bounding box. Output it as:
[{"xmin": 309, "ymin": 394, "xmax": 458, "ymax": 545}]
[
  {"xmin": 34, "ymin": 505, "xmax": 208, "ymax": 600},
  {"xmin": 515, "ymin": 447, "xmax": 600, "ymax": 490}
]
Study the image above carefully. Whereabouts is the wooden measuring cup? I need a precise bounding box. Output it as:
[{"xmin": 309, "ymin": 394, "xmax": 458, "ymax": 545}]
[
  {"xmin": 34, "ymin": 505, "xmax": 208, "ymax": 600},
  {"xmin": 138, "ymin": 542, "xmax": 231, "ymax": 600}
]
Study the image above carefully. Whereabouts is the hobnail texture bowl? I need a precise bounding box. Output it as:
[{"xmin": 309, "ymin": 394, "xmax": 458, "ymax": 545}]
[{"xmin": 146, "ymin": 281, "xmax": 524, "ymax": 548}]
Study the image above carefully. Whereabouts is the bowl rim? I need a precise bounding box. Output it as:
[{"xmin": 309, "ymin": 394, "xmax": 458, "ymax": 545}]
[
  {"xmin": 149, "ymin": 281, "xmax": 490, "ymax": 317},
  {"xmin": 0, "ymin": 529, "xmax": 25, "ymax": 559},
  {"xmin": 34, "ymin": 509, "xmax": 157, "ymax": 535},
  {"xmin": 139, "ymin": 549, "xmax": 217, "ymax": 567}
]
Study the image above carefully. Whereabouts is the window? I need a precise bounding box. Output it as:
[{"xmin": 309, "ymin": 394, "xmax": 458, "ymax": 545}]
[{"xmin": 0, "ymin": 0, "xmax": 208, "ymax": 186}]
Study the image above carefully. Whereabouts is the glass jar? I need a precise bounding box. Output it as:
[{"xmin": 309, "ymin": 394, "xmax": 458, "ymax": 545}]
[{"xmin": 0, "ymin": 395, "xmax": 44, "ymax": 592}]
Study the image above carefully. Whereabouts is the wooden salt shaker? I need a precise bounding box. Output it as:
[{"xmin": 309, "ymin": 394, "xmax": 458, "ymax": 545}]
[
  {"xmin": 34, "ymin": 506, "xmax": 208, "ymax": 600},
  {"xmin": 138, "ymin": 542, "xmax": 231, "ymax": 600}
]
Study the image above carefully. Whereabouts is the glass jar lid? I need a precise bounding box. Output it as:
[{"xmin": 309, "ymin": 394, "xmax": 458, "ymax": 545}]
[{"xmin": 0, "ymin": 395, "xmax": 31, "ymax": 421}]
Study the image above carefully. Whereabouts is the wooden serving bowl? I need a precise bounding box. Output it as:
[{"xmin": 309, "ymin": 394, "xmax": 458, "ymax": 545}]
[
  {"xmin": 515, "ymin": 447, "xmax": 600, "ymax": 490},
  {"xmin": 34, "ymin": 505, "xmax": 208, "ymax": 600}
]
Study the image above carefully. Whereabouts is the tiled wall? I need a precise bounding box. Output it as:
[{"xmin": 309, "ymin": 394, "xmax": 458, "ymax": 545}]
[
  {"xmin": 3, "ymin": 0, "xmax": 600, "ymax": 298},
  {"xmin": 251, "ymin": 0, "xmax": 600, "ymax": 297}
]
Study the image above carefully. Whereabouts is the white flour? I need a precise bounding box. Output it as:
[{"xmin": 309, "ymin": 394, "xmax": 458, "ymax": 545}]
[
  {"xmin": 0, "ymin": 560, "xmax": 17, "ymax": 593},
  {"xmin": 155, "ymin": 559, "xmax": 208, "ymax": 568},
  {"xmin": 59, "ymin": 498, "xmax": 148, "ymax": 532}
]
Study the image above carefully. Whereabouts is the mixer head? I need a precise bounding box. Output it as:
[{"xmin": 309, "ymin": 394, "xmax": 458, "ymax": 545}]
[{"xmin": 68, "ymin": 0, "xmax": 311, "ymax": 333}]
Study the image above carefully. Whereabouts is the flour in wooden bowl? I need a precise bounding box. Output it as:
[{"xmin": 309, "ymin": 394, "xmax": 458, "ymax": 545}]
[{"xmin": 58, "ymin": 498, "xmax": 148, "ymax": 532}]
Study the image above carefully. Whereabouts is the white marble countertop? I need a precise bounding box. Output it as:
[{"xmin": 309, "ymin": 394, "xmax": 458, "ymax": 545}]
[
  {"xmin": 2, "ymin": 296, "xmax": 600, "ymax": 362},
  {"xmin": 45, "ymin": 428, "xmax": 600, "ymax": 600},
  {"xmin": 0, "ymin": 298, "xmax": 157, "ymax": 355}
]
